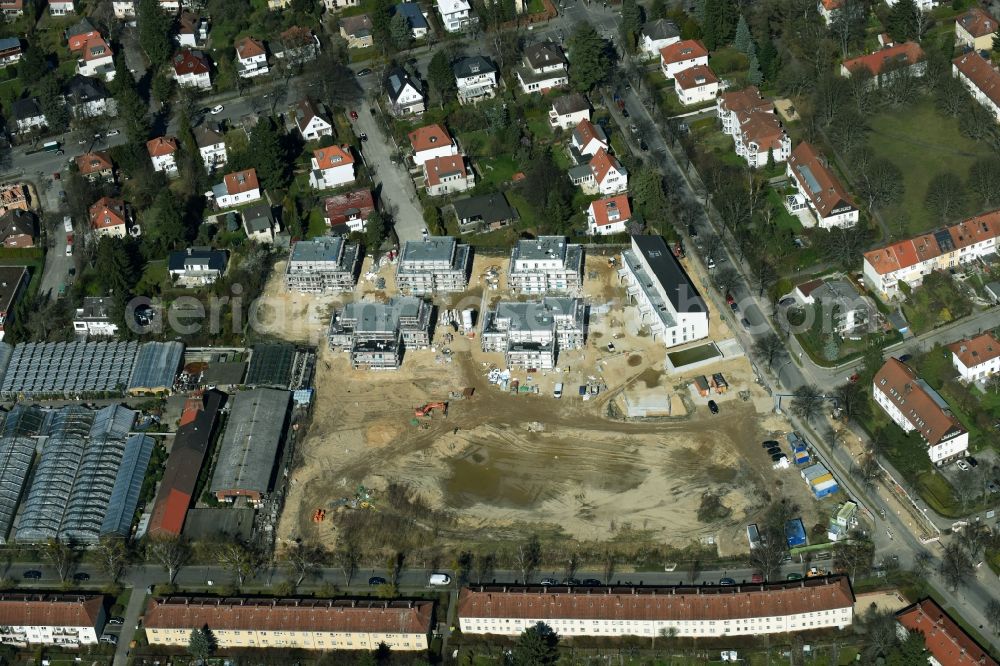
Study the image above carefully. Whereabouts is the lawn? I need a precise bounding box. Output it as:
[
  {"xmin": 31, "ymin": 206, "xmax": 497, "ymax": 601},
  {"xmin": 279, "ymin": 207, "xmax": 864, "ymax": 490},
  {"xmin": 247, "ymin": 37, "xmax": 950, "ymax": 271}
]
[
  {"xmin": 476, "ymin": 154, "xmax": 519, "ymax": 188},
  {"xmin": 865, "ymin": 97, "xmax": 995, "ymax": 235},
  {"xmin": 899, "ymin": 271, "xmax": 973, "ymax": 335}
]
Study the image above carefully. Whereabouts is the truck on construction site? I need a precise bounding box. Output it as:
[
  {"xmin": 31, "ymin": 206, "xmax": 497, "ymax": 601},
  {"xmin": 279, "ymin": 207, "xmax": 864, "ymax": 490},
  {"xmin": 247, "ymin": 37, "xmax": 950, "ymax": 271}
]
[
  {"xmin": 462, "ymin": 309, "xmax": 474, "ymax": 335},
  {"xmin": 711, "ymin": 373, "xmax": 728, "ymax": 394}
]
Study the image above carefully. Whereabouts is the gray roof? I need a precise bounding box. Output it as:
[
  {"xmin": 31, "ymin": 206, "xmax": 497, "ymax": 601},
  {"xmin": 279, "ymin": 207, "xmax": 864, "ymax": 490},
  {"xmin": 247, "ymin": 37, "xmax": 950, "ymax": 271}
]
[
  {"xmin": 99, "ymin": 433, "xmax": 155, "ymax": 538},
  {"xmin": 513, "ymin": 236, "xmax": 575, "ymax": 262},
  {"xmin": 453, "ymin": 193, "xmax": 515, "ymax": 225},
  {"xmin": 65, "ymin": 17, "xmax": 96, "ymax": 39},
  {"xmin": 75, "ymin": 296, "xmax": 113, "ymax": 321},
  {"xmin": 242, "ymin": 202, "xmax": 273, "ymax": 233},
  {"xmin": 641, "ymin": 18, "xmax": 679, "ymax": 41},
  {"xmin": 168, "ymin": 248, "xmax": 227, "ymax": 272},
  {"xmin": 807, "ymin": 279, "xmax": 861, "ymax": 303},
  {"xmin": 385, "ymin": 66, "xmax": 421, "ymax": 102},
  {"xmin": 340, "ymin": 13, "xmax": 373, "ymax": 36},
  {"xmin": 523, "ymin": 41, "xmax": 566, "ymax": 69},
  {"xmin": 193, "ymin": 124, "xmax": 224, "ymax": 148},
  {"xmin": 0, "ymin": 341, "xmax": 138, "ymax": 399},
  {"xmin": 630, "ymin": 235, "xmax": 707, "ymax": 315},
  {"xmin": 552, "ymin": 93, "xmax": 588, "ymax": 115},
  {"xmin": 393, "ymin": 2, "xmax": 429, "ymax": 28},
  {"xmin": 487, "ymin": 297, "xmax": 583, "ymax": 334},
  {"xmin": 400, "ymin": 236, "xmax": 460, "ymax": 264},
  {"xmin": 290, "ymin": 236, "xmax": 346, "ymax": 262},
  {"xmin": 66, "ymin": 75, "xmax": 110, "ymax": 103},
  {"xmin": 128, "ymin": 341, "xmax": 184, "ymax": 392},
  {"xmin": 340, "ymin": 296, "xmax": 428, "ymax": 334},
  {"xmin": 245, "ymin": 343, "xmax": 295, "ymax": 387},
  {"xmin": 567, "ymin": 163, "xmax": 592, "ymax": 180},
  {"xmin": 453, "ymin": 55, "xmax": 496, "ymax": 79},
  {"xmin": 10, "ymin": 98, "xmax": 42, "ymax": 121},
  {"xmin": 0, "ymin": 38, "xmax": 20, "ymax": 52},
  {"xmin": 0, "ymin": 209, "xmax": 35, "ymax": 241},
  {"xmin": 209, "ymin": 388, "xmax": 290, "ymax": 498},
  {"xmin": 985, "ymin": 280, "xmax": 1000, "ymax": 301},
  {"xmin": 0, "ymin": 405, "xmax": 43, "ymax": 543}
]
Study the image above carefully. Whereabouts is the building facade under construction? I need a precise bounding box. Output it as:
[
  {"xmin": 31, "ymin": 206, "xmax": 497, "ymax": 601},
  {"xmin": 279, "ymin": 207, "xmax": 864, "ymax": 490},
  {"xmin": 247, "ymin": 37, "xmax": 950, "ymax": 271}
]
[
  {"xmin": 481, "ymin": 297, "xmax": 586, "ymax": 370},
  {"xmin": 507, "ymin": 236, "xmax": 583, "ymax": 294},
  {"xmin": 327, "ymin": 297, "xmax": 433, "ymax": 370},
  {"xmin": 284, "ymin": 236, "xmax": 362, "ymax": 293}
]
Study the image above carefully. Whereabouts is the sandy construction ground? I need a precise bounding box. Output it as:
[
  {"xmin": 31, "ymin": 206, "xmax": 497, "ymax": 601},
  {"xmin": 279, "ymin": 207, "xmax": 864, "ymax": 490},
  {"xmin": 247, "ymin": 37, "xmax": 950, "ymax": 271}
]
[{"xmin": 271, "ymin": 253, "xmax": 823, "ymax": 558}]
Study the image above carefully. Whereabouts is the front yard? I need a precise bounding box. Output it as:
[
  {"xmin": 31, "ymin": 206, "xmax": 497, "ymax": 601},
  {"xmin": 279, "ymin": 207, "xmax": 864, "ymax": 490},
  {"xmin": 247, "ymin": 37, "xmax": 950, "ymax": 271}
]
[{"xmin": 899, "ymin": 271, "xmax": 973, "ymax": 335}]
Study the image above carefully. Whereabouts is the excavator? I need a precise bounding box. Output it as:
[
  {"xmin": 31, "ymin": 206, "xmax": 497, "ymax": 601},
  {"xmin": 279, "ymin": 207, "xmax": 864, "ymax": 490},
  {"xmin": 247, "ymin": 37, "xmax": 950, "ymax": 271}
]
[{"xmin": 415, "ymin": 402, "xmax": 448, "ymax": 417}]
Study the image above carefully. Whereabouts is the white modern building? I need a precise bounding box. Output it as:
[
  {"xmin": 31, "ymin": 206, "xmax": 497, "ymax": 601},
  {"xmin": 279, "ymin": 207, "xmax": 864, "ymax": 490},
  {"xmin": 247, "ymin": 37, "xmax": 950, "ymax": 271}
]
[
  {"xmin": 458, "ymin": 578, "xmax": 855, "ymax": 638},
  {"xmin": 395, "ymin": 236, "xmax": 471, "ymax": 294},
  {"xmin": 168, "ymin": 248, "xmax": 228, "ymax": 286},
  {"xmin": 620, "ymin": 235, "xmax": 709, "ymax": 349},
  {"xmin": 453, "ymin": 56, "xmax": 498, "ymax": 104},
  {"xmin": 328, "ymin": 297, "xmax": 434, "ymax": 370},
  {"xmin": 436, "ymin": 0, "xmax": 475, "ymax": 32},
  {"xmin": 194, "ymin": 125, "xmax": 227, "ymax": 173},
  {"xmin": 481, "ymin": 297, "xmax": 586, "ymax": 369},
  {"xmin": 873, "ymin": 358, "xmax": 969, "ymax": 465},
  {"xmin": 549, "ymin": 93, "xmax": 589, "ymax": 130},
  {"xmin": 516, "ymin": 42, "xmax": 568, "ymax": 94},
  {"xmin": 785, "ymin": 142, "xmax": 858, "ymax": 230},
  {"xmin": 508, "ymin": 236, "xmax": 583, "ymax": 294},
  {"xmin": 0, "ymin": 594, "xmax": 105, "ymax": 647},
  {"xmin": 235, "ymin": 36, "xmax": 268, "ymax": 78},
  {"xmin": 949, "ymin": 332, "xmax": 1000, "ymax": 383},
  {"xmin": 73, "ymin": 297, "xmax": 119, "ymax": 338},
  {"xmin": 309, "ymin": 145, "xmax": 356, "ymax": 190},
  {"xmin": 113, "ymin": 0, "xmax": 135, "ymax": 18}
]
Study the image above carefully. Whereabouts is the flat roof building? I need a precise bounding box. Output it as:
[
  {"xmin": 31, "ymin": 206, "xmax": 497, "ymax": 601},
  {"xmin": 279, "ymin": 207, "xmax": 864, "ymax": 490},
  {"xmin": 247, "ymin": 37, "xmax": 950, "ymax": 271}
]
[
  {"xmin": 508, "ymin": 236, "xmax": 583, "ymax": 294},
  {"xmin": 128, "ymin": 341, "xmax": 184, "ymax": 394},
  {"xmin": 328, "ymin": 297, "xmax": 433, "ymax": 370},
  {"xmin": 285, "ymin": 236, "xmax": 361, "ymax": 293},
  {"xmin": 72, "ymin": 296, "xmax": 118, "ymax": 338},
  {"xmin": 144, "ymin": 596, "xmax": 433, "ymax": 652},
  {"xmin": 620, "ymin": 235, "xmax": 709, "ymax": 349},
  {"xmin": 209, "ymin": 388, "xmax": 291, "ymax": 504},
  {"xmin": 458, "ymin": 578, "xmax": 855, "ymax": 638},
  {"xmin": 0, "ymin": 593, "xmax": 106, "ymax": 648},
  {"xmin": 396, "ymin": 236, "xmax": 471, "ymax": 294},
  {"xmin": 481, "ymin": 297, "xmax": 585, "ymax": 370}
]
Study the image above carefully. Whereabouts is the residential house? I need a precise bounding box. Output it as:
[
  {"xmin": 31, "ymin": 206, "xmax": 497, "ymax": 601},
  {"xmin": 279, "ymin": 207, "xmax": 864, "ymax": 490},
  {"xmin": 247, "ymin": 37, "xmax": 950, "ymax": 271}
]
[
  {"xmin": 168, "ymin": 248, "xmax": 228, "ymax": 286},
  {"xmin": 395, "ymin": 236, "xmax": 471, "ymax": 294},
  {"xmin": 49, "ymin": 0, "xmax": 75, "ymax": 16},
  {"xmin": 241, "ymin": 202, "xmax": 278, "ymax": 243},
  {"xmin": 73, "ymin": 297, "xmax": 118, "ymax": 337},
  {"xmin": 65, "ymin": 75, "xmax": 117, "ymax": 118},
  {"xmin": 0, "ymin": 37, "xmax": 21, "ymax": 66},
  {"xmin": 340, "ymin": 14, "xmax": 373, "ymax": 49},
  {"xmin": 548, "ymin": 93, "xmax": 589, "ymax": 130},
  {"xmin": 0, "ymin": 0, "xmax": 22, "ymax": 19},
  {"xmin": 324, "ymin": 0, "xmax": 360, "ymax": 9},
  {"xmin": 792, "ymin": 277, "xmax": 870, "ymax": 334},
  {"xmin": 176, "ymin": 12, "xmax": 210, "ymax": 48},
  {"xmin": 328, "ymin": 296, "xmax": 434, "ymax": 369},
  {"xmin": 158, "ymin": 0, "xmax": 180, "ymax": 12},
  {"xmin": 285, "ymin": 236, "xmax": 362, "ymax": 292},
  {"xmin": 896, "ymin": 599, "xmax": 998, "ymax": 666},
  {"xmin": 884, "ymin": 0, "xmax": 936, "ymax": 12},
  {"xmin": 293, "ymin": 98, "xmax": 332, "ymax": 141},
  {"xmin": 640, "ymin": 19, "xmax": 679, "ymax": 59},
  {"xmin": 659, "ymin": 39, "xmax": 708, "ymax": 79},
  {"xmin": 0, "ymin": 209, "xmax": 35, "ymax": 247},
  {"xmin": 268, "ymin": 0, "xmax": 290, "ymax": 8},
  {"xmin": 0, "ymin": 593, "xmax": 105, "ymax": 647},
  {"xmin": 955, "ymin": 7, "xmax": 997, "ymax": 50},
  {"xmin": 408, "ymin": 123, "xmax": 458, "ymax": 166},
  {"xmin": 393, "ymin": 3, "xmax": 429, "ymax": 38},
  {"xmin": 481, "ymin": 297, "xmax": 586, "ymax": 369},
  {"xmin": 516, "ymin": 42, "xmax": 568, "ymax": 94},
  {"xmin": 211, "ymin": 168, "xmax": 262, "ymax": 208},
  {"xmin": 89, "ymin": 196, "xmax": 130, "ymax": 238},
  {"xmin": 949, "ymin": 332, "xmax": 1000, "ymax": 383},
  {"xmin": 171, "ymin": 49, "xmax": 211, "ymax": 89},
  {"xmin": 453, "ymin": 56, "xmax": 498, "ymax": 104},
  {"xmin": 818, "ymin": 0, "xmax": 841, "ymax": 25},
  {"xmin": 323, "ymin": 189, "xmax": 375, "ymax": 233},
  {"xmin": 587, "ymin": 194, "xmax": 631, "ymax": 236},
  {"xmin": 385, "ymin": 67, "xmax": 425, "ymax": 116},
  {"xmin": 454, "ymin": 192, "xmax": 517, "ymax": 234},
  {"xmin": 235, "ymin": 36, "xmax": 268, "ymax": 78},
  {"xmin": 273, "ymin": 27, "xmax": 321, "ymax": 64},
  {"xmin": 570, "ymin": 118, "xmax": 608, "ymax": 158},
  {"xmin": 873, "ymin": 358, "xmax": 969, "ymax": 464},
  {"xmin": 716, "ymin": 87, "xmax": 791, "ymax": 167},
  {"xmin": 437, "ymin": 0, "xmax": 475, "ymax": 32},
  {"xmin": 508, "ymin": 236, "xmax": 582, "ymax": 293},
  {"xmin": 458, "ymin": 578, "xmax": 854, "ymax": 638},
  {"xmin": 146, "ymin": 136, "xmax": 179, "ymax": 176},
  {"xmin": 0, "ymin": 184, "xmax": 28, "ymax": 215},
  {"xmin": 423, "ymin": 155, "xmax": 474, "ymax": 196},
  {"xmin": 193, "ymin": 124, "xmax": 227, "ymax": 173},
  {"xmin": 620, "ymin": 235, "xmax": 710, "ymax": 349},
  {"xmin": 953, "ymin": 52, "xmax": 1000, "ymax": 122},
  {"xmin": 839, "ymin": 42, "xmax": 925, "ymax": 84},
  {"xmin": 0, "ymin": 266, "xmax": 27, "ymax": 341},
  {"xmin": 674, "ymin": 65, "xmax": 719, "ymax": 106},
  {"xmin": 113, "ymin": 0, "xmax": 135, "ymax": 18},
  {"xmin": 309, "ymin": 145, "xmax": 356, "ymax": 190},
  {"xmin": 862, "ymin": 211, "xmax": 1000, "ymax": 299},
  {"xmin": 68, "ymin": 25, "xmax": 115, "ymax": 82},
  {"xmin": 570, "ymin": 148, "xmax": 627, "ymax": 196},
  {"xmin": 785, "ymin": 142, "xmax": 859, "ymax": 229},
  {"xmin": 10, "ymin": 98, "xmax": 45, "ymax": 134},
  {"xmin": 75, "ymin": 151, "xmax": 114, "ymax": 183},
  {"xmin": 65, "ymin": 18, "xmax": 99, "ymax": 51}
]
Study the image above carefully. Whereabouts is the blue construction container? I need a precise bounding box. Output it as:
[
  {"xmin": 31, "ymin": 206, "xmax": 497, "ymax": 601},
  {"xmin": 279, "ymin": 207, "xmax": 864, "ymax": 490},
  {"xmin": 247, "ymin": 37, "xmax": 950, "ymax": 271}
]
[
  {"xmin": 785, "ymin": 518, "xmax": 807, "ymax": 548},
  {"xmin": 812, "ymin": 479, "xmax": 840, "ymax": 498}
]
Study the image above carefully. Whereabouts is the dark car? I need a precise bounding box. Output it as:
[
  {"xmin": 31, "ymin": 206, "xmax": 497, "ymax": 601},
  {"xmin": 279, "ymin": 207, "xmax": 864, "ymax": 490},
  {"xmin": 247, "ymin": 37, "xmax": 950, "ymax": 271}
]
[
  {"xmin": 108, "ymin": 617, "xmax": 125, "ymax": 625},
  {"xmin": 751, "ymin": 573, "xmax": 764, "ymax": 583},
  {"xmin": 898, "ymin": 354, "xmax": 912, "ymax": 363},
  {"xmin": 581, "ymin": 578, "xmax": 602, "ymax": 586},
  {"xmin": 368, "ymin": 576, "xmax": 387, "ymax": 586},
  {"xmin": 778, "ymin": 297, "xmax": 795, "ymax": 307},
  {"xmin": 708, "ymin": 400, "xmax": 719, "ymax": 414},
  {"xmin": 761, "ymin": 440, "xmax": 779, "ymax": 448},
  {"xmin": 621, "ymin": 107, "xmax": 630, "ymax": 118},
  {"xmin": 561, "ymin": 578, "xmax": 580, "ymax": 586},
  {"xmin": 719, "ymin": 578, "xmax": 736, "ymax": 586},
  {"xmin": 540, "ymin": 578, "xmax": 559, "ymax": 586},
  {"xmin": 786, "ymin": 572, "xmax": 803, "ymax": 580},
  {"xmin": 741, "ymin": 317, "xmax": 751, "ymax": 330},
  {"xmin": 359, "ymin": 132, "xmax": 368, "ymax": 141},
  {"xmin": 688, "ymin": 224, "xmax": 698, "ymax": 238},
  {"xmin": 766, "ymin": 446, "xmax": 781, "ymax": 455},
  {"xmin": 730, "ymin": 302, "xmax": 739, "ymax": 312},
  {"xmin": 639, "ymin": 139, "xmax": 648, "ymax": 151},
  {"xmin": 22, "ymin": 570, "xmax": 41, "ymax": 579},
  {"xmin": 967, "ymin": 456, "xmax": 978, "ymax": 468},
  {"xmin": 72, "ymin": 572, "xmax": 90, "ymax": 582},
  {"xmin": 357, "ymin": 68, "xmax": 372, "ymax": 76}
]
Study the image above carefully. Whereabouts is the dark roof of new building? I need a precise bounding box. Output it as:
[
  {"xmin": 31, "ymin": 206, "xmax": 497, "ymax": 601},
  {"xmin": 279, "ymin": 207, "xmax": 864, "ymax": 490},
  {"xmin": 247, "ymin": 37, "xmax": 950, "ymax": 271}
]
[
  {"xmin": 453, "ymin": 193, "xmax": 516, "ymax": 225},
  {"xmin": 245, "ymin": 343, "xmax": 295, "ymax": 388},
  {"xmin": 641, "ymin": 18, "xmax": 679, "ymax": 41},
  {"xmin": 65, "ymin": 74, "xmax": 110, "ymax": 102},
  {"xmin": 453, "ymin": 55, "xmax": 495, "ymax": 79},
  {"xmin": 0, "ymin": 265, "xmax": 27, "ymax": 313},
  {"xmin": 393, "ymin": 2, "xmax": 428, "ymax": 28},
  {"xmin": 385, "ymin": 66, "xmax": 420, "ymax": 102},
  {"xmin": 208, "ymin": 388, "xmax": 290, "ymax": 498},
  {"xmin": 10, "ymin": 98, "xmax": 42, "ymax": 121},
  {"xmin": 551, "ymin": 92, "xmax": 588, "ymax": 115},
  {"xmin": 523, "ymin": 41, "xmax": 566, "ymax": 69},
  {"xmin": 0, "ymin": 209, "xmax": 35, "ymax": 240},
  {"xmin": 242, "ymin": 202, "xmax": 274, "ymax": 233},
  {"xmin": 632, "ymin": 235, "xmax": 707, "ymax": 314},
  {"xmin": 167, "ymin": 248, "xmax": 227, "ymax": 272}
]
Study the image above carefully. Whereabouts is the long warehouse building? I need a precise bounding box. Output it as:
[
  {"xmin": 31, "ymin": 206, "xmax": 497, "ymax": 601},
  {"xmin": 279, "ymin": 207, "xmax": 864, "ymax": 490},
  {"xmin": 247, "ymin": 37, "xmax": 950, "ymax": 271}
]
[
  {"xmin": 458, "ymin": 577, "xmax": 855, "ymax": 638},
  {"xmin": 0, "ymin": 405, "xmax": 45, "ymax": 544},
  {"xmin": 209, "ymin": 388, "xmax": 290, "ymax": 505}
]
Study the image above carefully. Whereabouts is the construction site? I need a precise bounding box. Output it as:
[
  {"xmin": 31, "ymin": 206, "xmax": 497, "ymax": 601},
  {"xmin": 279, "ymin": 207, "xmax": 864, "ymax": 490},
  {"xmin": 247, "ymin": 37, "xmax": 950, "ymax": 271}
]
[{"xmin": 271, "ymin": 248, "xmax": 825, "ymax": 559}]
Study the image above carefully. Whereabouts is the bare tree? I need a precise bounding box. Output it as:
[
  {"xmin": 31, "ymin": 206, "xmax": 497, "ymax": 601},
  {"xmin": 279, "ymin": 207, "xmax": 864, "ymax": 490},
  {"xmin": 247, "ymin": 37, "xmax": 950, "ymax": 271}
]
[
  {"xmin": 387, "ymin": 551, "xmax": 405, "ymax": 587},
  {"xmin": 219, "ymin": 542, "xmax": 260, "ymax": 588},
  {"xmin": 912, "ymin": 550, "xmax": 934, "ymax": 579},
  {"xmin": 985, "ymin": 598, "xmax": 1000, "ymax": 635},
  {"xmin": 146, "ymin": 535, "xmax": 189, "ymax": 584},
  {"xmin": 473, "ymin": 551, "xmax": 495, "ymax": 585},
  {"xmin": 939, "ymin": 540, "xmax": 974, "ymax": 591},
  {"xmin": 833, "ymin": 534, "xmax": 874, "ymax": 579},
  {"xmin": 284, "ymin": 541, "xmax": 326, "ymax": 587},
  {"xmin": 854, "ymin": 454, "xmax": 882, "ymax": 491},
  {"xmin": 96, "ymin": 537, "xmax": 130, "ymax": 583},
  {"xmin": 602, "ymin": 549, "xmax": 616, "ymax": 584},
  {"xmin": 334, "ymin": 541, "xmax": 361, "ymax": 586},
  {"xmin": 713, "ymin": 267, "xmax": 740, "ymax": 298},
  {"xmin": 513, "ymin": 535, "xmax": 541, "ymax": 583},
  {"xmin": 749, "ymin": 528, "xmax": 786, "ymax": 581},
  {"xmin": 42, "ymin": 539, "xmax": 76, "ymax": 583},
  {"xmin": 753, "ymin": 333, "xmax": 786, "ymax": 370},
  {"xmin": 791, "ymin": 384, "xmax": 824, "ymax": 422},
  {"xmin": 562, "ymin": 552, "xmax": 579, "ymax": 582}
]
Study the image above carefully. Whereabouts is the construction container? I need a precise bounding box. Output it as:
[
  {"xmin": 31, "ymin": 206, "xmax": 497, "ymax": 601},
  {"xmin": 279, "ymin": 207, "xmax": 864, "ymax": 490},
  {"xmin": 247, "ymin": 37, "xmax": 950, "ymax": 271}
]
[
  {"xmin": 746, "ymin": 523, "xmax": 761, "ymax": 549},
  {"xmin": 793, "ymin": 449, "xmax": 811, "ymax": 465},
  {"xmin": 801, "ymin": 464, "xmax": 830, "ymax": 483},
  {"xmin": 694, "ymin": 375, "xmax": 710, "ymax": 397},
  {"xmin": 785, "ymin": 518, "xmax": 807, "ymax": 548},
  {"xmin": 812, "ymin": 479, "xmax": 840, "ymax": 498},
  {"xmin": 711, "ymin": 373, "xmax": 728, "ymax": 394},
  {"xmin": 810, "ymin": 472, "xmax": 835, "ymax": 487}
]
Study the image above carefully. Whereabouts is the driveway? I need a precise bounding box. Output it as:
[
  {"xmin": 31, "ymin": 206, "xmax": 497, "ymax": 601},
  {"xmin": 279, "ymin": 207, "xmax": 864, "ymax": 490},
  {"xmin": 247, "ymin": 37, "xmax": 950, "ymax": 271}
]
[{"xmin": 35, "ymin": 175, "xmax": 73, "ymax": 302}]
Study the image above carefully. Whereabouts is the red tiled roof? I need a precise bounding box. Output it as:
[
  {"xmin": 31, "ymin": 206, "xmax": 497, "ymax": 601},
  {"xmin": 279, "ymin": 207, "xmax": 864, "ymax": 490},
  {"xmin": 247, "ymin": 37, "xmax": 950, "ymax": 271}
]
[
  {"xmin": 459, "ymin": 578, "xmax": 855, "ymax": 622},
  {"xmin": 873, "ymin": 359, "xmax": 966, "ymax": 447},
  {"xmin": 820, "ymin": 0, "xmax": 842, "ymax": 10},
  {"xmin": 674, "ymin": 65, "xmax": 719, "ymax": 90},
  {"xmin": 323, "ymin": 189, "xmax": 375, "ymax": 225},
  {"xmin": 948, "ymin": 332, "xmax": 1000, "ymax": 369},
  {"xmin": 659, "ymin": 39, "xmax": 707, "ymax": 65},
  {"xmin": 737, "ymin": 110, "xmax": 785, "ymax": 152},
  {"xmin": 788, "ymin": 142, "xmax": 855, "ymax": 218},
  {"xmin": 146, "ymin": 136, "xmax": 178, "ymax": 157},
  {"xmin": 172, "ymin": 49, "xmax": 209, "ymax": 76},
  {"xmin": 408, "ymin": 124, "xmax": 453, "ymax": 153},
  {"xmin": 224, "ymin": 168, "xmax": 259, "ymax": 195},
  {"xmin": 75, "ymin": 151, "xmax": 112, "ymax": 177},
  {"xmin": 88, "ymin": 196, "xmax": 126, "ymax": 230},
  {"xmin": 864, "ymin": 210, "xmax": 1000, "ymax": 275},
  {"xmin": 589, "ymin": 148, "xmax": 622, "ymax": 184},
  {"xmin": 572, "ymin": 118, "xmax": 606, "ymax": 148},
  {"xmin": 953, "ymin": 52, "xmax": 1000, "ymax": 111},
  {"xmin": 589, "ymin": 194, "xmax": 631, "ymax": 227},
  {"xmin": 313, "ymin": 145, "xmax": 355, "ymax": 171},
  {"xmin": 896, "ymin": 599, "xmax": 998, "ymax": 666},
  {"xmin": 424, "ymin": 155, "xmax": 467, "ymax": 187},
  {"xmin": 718, "ymin": 86, "xmax": 772, "ymax": 116},
  {"xmin": 0, "ymin": 594, "xmax": 104, "ymax": 628},
  {"xmin": 80, "ymin": 37, "xmax": 112, "ymax": 62},
  {"xmin": 68, "ymin": 30, "xmax": 100, "ymax": 53},
  {"xmin": 842, "ymin": 42, "xmax": 924, "ymax": 77},
  {"xmin": 236, "ymin": 36, "xmax": 266, "ymax": 59},
  {"xmin": 956, "ymin": 7, "xmax": 998, "ymax": 38},
  {"xmin": 144, "ymin": 596, "xmax": 434, "ymax": 634}
]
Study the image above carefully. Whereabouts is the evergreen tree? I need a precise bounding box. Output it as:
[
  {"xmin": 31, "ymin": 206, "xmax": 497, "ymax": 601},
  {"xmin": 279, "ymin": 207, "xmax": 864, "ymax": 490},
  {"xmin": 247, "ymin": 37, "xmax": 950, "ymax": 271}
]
[
  {"xmin": 619, "ymin": 0, "xmax": 643, "ymax": 53},
  {"xmin": 36, "ymin": 74, "xmax": 69, "ymax": 133},
  {"xmin": 187, "ymin": 628, "xmax": 213, "ymax": 662},
  {"xmin": 364, "ymin": 210, "xmax": 389, "ymax": 253},
  {"xmin": 734, "ymin": 14, "xmax": 751, "ymax": 53},
  {"xmin": 143, "ymin": 189, "xmax": 187, "ymax": 256},
  {"xmin": 632, "ymin": 166, "xmax": 667, "ymax": 220},
  {"xmin": 993, "ymin": 32, "xmax": 1000, "ymax": 52},
  {"xmin": 693, "ymin": 0, "xmax": 706, "ymax": 23},
  {"xmin": 371, "ymin": 0, "xmax": 393, "ymax": 51},
  {"xmin": 757, "ymin": 36, "xmax": 779, "ymax": 81},
  {"xmin": 886, "ymin": 0, "xmax": 918, "ymax": 42},
  {"xmin": 747, "ymin": 51, "xmax": 763, "ymax": 85},
  {"xmin": 112, "ymin": 58, "xmax": 150, "ymax": 143},
  {"xmin": 390, "ymin": 12, "xmax": 412, "ymax": 51},
  {"xmin": 511, "ymin": 622, "xmax": 560, "ymax": 665},
  {"xmin": 427, "ymin": 50, "xmax": 456, "ymax": 104},
  {"xmin": 823, "ymin": 335, "xmax": 840, "ymax": 362},
  {"xmin": 137, "ymin": 0, "xmax": 173, "ymax": 67},
  {"xmin": 19, "ymin": 45, "xmax": 49, "ymax": 82},
  {"xmin": 567, "ymin": 22, "xmax": 614, "ymax": 92},
  {"xmin": 249, "ymin": 118, "xmax": 290, "ymax": 191}
]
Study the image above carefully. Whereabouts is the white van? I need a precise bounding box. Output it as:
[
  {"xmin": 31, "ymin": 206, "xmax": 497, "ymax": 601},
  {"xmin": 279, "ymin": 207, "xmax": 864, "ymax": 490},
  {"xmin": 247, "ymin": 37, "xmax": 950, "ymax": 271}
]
[
  {"xmin": 428, "ymin": 573, "xmax": 451, "ymax": 586},
  {"xmin": 553, "ymin": 383, "xmax": 563, "ymax": 399}
]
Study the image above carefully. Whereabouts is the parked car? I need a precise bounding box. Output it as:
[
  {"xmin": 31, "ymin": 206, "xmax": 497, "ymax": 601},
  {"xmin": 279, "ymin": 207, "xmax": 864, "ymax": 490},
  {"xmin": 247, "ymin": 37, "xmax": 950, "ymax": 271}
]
[
  {"xmin": 956, "ymin": 459, "xmax": 971, "ymax": 472},
  {"xmin": 607, "ymin": 342, "xmax": 616, "ymax": 352},
  {"xmin": 368, "ymin": 576, "xmax": 386, "ymax": 586},
  {"xmin": 967, "ymin": 456, "xmax": 978, "ymax": 468},
  {"xmin": 706, "ymin": 257, "xmax": 716, "ymax": 270},
  {"xmin": 108, "ymin": 617, "xmax": 125, "ymax": 625},
  {"xmin": 730, "ymin": 302, "xmax": 739, "ymax": 312},
  {"xmin": 707, "ymin": 400, "xmax": 719, "ymax": 415},
  {"xmin": 898, "ymin": 354, "xmax": 912, "ymax": 363},
  {"xmin": 540, "ymin": 578, "xmax": 559, "ymax": 586},
  {"xmin": 561, "ymin": 578, "xmax": 580, "ymax": 586},
  {"xmin": 751, "ymin": 573, "xmax": 764, "ymax": 583},
  {"xmin": 359, "ymin": 132, "xmax": 368, "ymax": 141},
  {"xmin": 688, "ymin": 224, "xmax": 698, "ymax": 238},
  {"xmin": 771, "ymin": 453, "xmax": 787, "ymax": 462},
  {"xmin": 581, "ymin": 578, "xmax": 601, "ymax": 586},
  {"xmin": 72, "ymin": 572, "xmax": 90, "ymax": 582},
  {"xmin": 988, "ymin": 480, "xmax": 1000, "ymax": 494},
  {"xmin": 786, "ymin": 572, "xmax": 803, "ymax": 580},
  {"xmin": 719, "ymin": 578, "xmax": 736, "ymax": 586},
  {"xmin": 621, "ymin": 107, "xmax": 630, "ymax": 118},
  {"xmin": 761, "ymin": 440, "xmax": 779, "ymax": 449},
  {"xmin": 741, "ymin": 318, "xmax": 751, "ymax": 330},
  {"xmin": 349, "ymin": 110, "xmax": 359, "ymax": 120},
  {"xmin": 428, "ymin": 573, "xmax": 451, "ymax": 586},
  {"xmin": 210, "ymin": 104, "xmax": 224, "ymax": 114},
  {"xmin": 357, "ymin": 68, "xmax": 372, "ymax": 76},
  {"xmin": 22, "ymin": 570, "xmax": 41, "ymax": 579},
  {"xmin": 106, "ymin": 129, "xmax": 120, "ymax": 136},
  {"xmin": 100, "ymin": 634, "xmax": 118, "ymax": 645},
  {"xmin": 726, "ymin": 293, "xmax": 735, "ymax": 305},
  {"xmin": 766, "ymin": 447, "xmax": 781, "ymax": 456}
]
